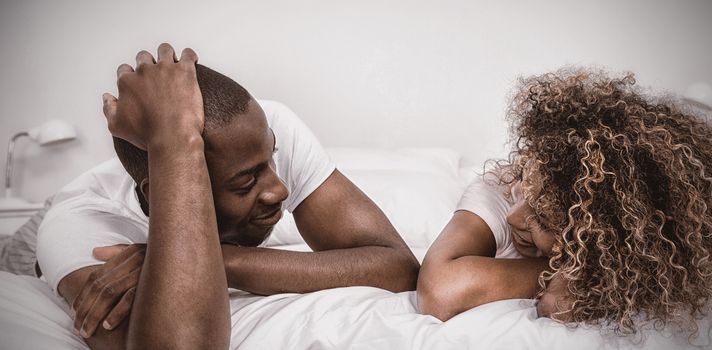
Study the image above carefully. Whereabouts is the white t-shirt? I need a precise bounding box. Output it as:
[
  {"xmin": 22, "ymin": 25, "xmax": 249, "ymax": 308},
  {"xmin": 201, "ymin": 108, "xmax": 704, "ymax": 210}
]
[
  {"xmin": 456, "ymin": 178, "xmax": 523, "ymax": 259},
  {"xmin": 37, "ymin": 100, "xmax": 335, "ymax": 293}
]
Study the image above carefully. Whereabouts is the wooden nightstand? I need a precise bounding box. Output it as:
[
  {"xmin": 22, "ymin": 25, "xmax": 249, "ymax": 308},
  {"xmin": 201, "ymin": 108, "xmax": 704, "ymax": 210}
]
[{"xmin": 0, "ymin": 202, "xmax": 44, "ymax": 236}]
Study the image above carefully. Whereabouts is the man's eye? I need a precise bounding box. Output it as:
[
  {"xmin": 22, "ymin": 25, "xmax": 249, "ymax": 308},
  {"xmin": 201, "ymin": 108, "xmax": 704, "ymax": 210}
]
[{"xmin": 233, "ymin": 178, "xmax": 256, "ymax": 194}]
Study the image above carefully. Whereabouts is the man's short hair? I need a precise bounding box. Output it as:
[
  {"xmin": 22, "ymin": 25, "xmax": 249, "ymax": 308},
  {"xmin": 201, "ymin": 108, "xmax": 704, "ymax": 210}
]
[{"xmin": 113, "ymin": 64, "xmax": 252, "ymax": 182}]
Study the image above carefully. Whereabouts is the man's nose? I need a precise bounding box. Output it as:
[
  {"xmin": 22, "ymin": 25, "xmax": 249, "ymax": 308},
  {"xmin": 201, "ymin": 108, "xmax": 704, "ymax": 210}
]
[{"xmin": 259, "ymin": 170, "xmax": 288, "ymax": 206}]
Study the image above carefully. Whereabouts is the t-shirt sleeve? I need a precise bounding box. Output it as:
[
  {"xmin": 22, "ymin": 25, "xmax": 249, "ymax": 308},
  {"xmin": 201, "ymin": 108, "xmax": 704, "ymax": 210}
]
[
  {"xmin": 36, "ymin": 202, "xmax": 146, "ymax": 294},
  {"xmin": 456, "ymin": 178, "xmax": 523, "ymax": 259},
  {"xmin": 260, "ymin": 100, "xmax": 336, "ymax": 212}
]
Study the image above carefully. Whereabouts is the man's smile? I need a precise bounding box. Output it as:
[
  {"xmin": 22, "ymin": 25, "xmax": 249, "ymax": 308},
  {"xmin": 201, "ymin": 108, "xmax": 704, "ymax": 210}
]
[{"xmin": 251, "ymin": 207, "xmax": 283, "ymax": 227}]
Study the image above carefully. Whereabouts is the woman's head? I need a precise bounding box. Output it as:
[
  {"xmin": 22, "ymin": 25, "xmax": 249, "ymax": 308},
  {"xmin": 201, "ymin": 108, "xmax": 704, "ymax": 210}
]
[
  {"xmin": 501, "ymin": 68, "xmax": 712, "ymax": 334},
  {"xmin": 506, "ymin": 179, "xmax": 557, "ymax": 258}
]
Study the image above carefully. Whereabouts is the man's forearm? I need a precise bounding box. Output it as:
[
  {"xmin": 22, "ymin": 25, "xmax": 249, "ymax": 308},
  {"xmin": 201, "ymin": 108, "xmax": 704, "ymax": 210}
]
[
  {"xmin": 222, "ymin": 244, "xmax": 418, "ymax": 295},
  {"xmin": 129, "ymin": 136, "xmax": 229, "ymax": 349}
]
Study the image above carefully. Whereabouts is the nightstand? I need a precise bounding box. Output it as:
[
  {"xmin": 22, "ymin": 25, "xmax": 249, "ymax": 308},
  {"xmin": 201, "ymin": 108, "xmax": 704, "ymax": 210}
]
[{"xmin": 0, "ymin": 202, "xmax": 44, "ymax": 236}]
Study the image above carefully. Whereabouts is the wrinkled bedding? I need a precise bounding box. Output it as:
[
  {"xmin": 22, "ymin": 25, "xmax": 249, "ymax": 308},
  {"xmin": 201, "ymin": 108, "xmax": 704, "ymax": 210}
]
[{"xmin": 1, "ymin": 269, "xmax": 709, "ymax": 350}]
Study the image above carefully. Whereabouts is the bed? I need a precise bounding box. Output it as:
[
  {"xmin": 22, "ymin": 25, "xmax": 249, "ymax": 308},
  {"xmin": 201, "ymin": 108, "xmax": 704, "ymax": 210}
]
[{"xmin": 1, "ymin": 148, "xmax": 710, "ymax": 349}]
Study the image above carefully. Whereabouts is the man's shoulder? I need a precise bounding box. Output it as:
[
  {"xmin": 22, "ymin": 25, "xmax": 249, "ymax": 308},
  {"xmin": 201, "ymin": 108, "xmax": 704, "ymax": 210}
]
[
  {"xmin": 54, "ymin": 158, "xmax": 127, "ymax": 199},
  {"xmin": 59, "ymin": 157, "xmax": 125, "ymax": 189},
  {"xmin": 48, "ymin": 157, "xmax": 144, "ymax": 223},
  {"xmin": 39, "ymin": 157, "xmax": 148, "ymax": 266},
  {"xmin": 256, "ymin": 100, "xmax": 318, "ymax": 156},
  {"xmin": 258, "ymin": 100, "xmax": 301, "ymax": 129}
]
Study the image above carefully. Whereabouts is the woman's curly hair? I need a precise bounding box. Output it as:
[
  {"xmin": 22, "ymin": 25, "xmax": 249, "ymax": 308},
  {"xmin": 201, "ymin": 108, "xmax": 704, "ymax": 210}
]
[{"xmin": 499, "ymin": 68, "xmax": 712, "ymax": 335}]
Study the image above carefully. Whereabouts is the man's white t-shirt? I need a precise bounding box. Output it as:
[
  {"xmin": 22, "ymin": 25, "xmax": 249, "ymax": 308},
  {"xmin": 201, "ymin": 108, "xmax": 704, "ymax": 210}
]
[
  {"xmin": 37, "ymin": 100, "xmax": 335, "ymax": 293},
  {"xmin": 456, "ymin": 178, "xmax": 524, "ymax": 259}
]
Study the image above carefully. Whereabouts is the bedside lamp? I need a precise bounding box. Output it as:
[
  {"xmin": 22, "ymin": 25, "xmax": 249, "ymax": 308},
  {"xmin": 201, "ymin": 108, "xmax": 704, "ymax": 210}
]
[{"xmin": 1, "ymin": 119, "xmax": 76, "ymax": 209}]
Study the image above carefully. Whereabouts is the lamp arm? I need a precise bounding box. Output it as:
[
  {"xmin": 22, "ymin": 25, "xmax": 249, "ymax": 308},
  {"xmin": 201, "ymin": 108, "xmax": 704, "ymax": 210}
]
[{"xmin": 5, "ymin": 132, "xmax": 29, "ymax": 197}]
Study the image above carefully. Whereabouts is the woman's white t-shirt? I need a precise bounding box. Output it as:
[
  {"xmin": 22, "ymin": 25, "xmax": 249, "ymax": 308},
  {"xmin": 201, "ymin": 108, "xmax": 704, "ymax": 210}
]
[{"xmin": 456, "ymin": 178, "xmax": 523, "ymax": 259}]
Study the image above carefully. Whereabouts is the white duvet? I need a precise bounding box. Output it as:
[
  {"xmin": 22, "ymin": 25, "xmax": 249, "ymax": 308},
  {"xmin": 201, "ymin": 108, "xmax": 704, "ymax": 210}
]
[{"xmin": 1, "ymin": 271, "xmax": 710, "ymax": 350}]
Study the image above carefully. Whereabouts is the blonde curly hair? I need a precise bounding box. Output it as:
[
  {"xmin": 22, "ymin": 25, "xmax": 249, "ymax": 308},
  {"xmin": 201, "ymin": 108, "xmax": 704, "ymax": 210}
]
[{"xmin": 500, "ymin": 68, "xmax": 712, "ymax": 335}]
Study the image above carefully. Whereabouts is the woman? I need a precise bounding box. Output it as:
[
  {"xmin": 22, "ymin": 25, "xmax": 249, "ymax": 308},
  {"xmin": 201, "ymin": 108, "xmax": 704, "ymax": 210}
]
[{"xmin": 417, "ymin": 69, "xmax": 712, "ymax": 335}]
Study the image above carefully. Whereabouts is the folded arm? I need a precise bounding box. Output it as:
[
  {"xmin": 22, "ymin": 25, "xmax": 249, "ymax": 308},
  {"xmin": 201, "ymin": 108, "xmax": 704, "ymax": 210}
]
[
  {"xmin": 59, "ymin": 266, "xmax": 129, "ymax": 350},
  {"xmin": 223, "ymin": 170, "xmax": 420, "ymax": 294},
  {"xmin": 417, "ymin": 210, "xmax": 547, "ymax": 321}
]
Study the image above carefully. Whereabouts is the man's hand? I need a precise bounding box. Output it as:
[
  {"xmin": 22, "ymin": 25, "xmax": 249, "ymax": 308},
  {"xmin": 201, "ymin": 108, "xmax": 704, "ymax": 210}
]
[
  {"xmin": 71, "ymin": 244, "xmax": 145, "ymax": 338},
  {"xmin": 102, "ymin": 43, "xmax": 204, "ymax": 150}
]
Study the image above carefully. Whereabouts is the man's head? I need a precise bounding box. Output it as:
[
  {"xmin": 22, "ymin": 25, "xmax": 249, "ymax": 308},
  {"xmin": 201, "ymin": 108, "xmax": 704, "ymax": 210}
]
[{"xmin": 113, "ymin": 64, "xmax": 288, "ymax": 246}]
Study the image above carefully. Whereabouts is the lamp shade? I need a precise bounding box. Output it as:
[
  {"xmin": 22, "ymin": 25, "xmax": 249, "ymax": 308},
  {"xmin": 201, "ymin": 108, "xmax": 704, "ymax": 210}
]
[{"xmin": 27, "ymin": 119, "xmax": 77, "ymax": 146}]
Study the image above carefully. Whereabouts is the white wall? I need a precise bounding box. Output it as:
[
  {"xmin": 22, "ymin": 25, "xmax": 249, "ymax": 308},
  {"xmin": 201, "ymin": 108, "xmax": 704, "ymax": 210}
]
[{"xmin": 1, "ymin": 0, "xmax": 711, "ymax": 203}]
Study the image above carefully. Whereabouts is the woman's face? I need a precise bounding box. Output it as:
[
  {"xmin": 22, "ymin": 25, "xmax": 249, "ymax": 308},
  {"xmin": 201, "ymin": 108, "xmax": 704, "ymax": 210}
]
[{"xmin": 506, "ymin": 181, "xmax": 557, "ymax": 258}]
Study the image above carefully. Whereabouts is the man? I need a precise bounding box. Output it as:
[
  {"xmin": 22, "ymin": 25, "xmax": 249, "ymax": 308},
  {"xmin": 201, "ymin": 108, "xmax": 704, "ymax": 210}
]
[{"xmin": 37, "ymin": 44, "xmax": 419, "ymax": 349}]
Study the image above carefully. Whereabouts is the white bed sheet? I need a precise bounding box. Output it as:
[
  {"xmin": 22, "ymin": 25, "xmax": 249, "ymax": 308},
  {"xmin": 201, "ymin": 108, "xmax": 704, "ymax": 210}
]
[{"xmin": 1, "ymin": 257, "xmax": 711, "ymax": 350}]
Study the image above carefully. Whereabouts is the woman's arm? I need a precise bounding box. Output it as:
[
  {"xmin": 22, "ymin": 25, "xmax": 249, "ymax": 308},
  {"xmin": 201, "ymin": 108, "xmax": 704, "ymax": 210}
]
[{"xmin": 417, "ymin": 210, "xmax": 547, "ymax": 321}]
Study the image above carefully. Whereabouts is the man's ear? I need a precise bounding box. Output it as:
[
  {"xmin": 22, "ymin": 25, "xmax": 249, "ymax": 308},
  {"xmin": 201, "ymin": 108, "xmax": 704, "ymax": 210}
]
[
  {"xmin": 139, "ymin": 178, "xmax": 150, "ymax": 201},
  {"xmin": 138, "ymin": 178, "xmax": 150, "ymax": 216}
]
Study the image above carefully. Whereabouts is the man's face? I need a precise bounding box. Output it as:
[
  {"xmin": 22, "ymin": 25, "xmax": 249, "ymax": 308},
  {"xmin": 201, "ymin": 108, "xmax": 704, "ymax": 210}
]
[{"xmin": 203, "ymin": 99, "xmax": 289, "ymax": 246}]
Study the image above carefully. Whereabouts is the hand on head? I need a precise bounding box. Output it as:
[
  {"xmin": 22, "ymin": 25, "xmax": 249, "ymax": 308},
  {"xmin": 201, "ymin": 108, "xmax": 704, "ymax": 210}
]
[{"xmin": 102, "ymin": 43, "xmax": 204, "ymax": 150}]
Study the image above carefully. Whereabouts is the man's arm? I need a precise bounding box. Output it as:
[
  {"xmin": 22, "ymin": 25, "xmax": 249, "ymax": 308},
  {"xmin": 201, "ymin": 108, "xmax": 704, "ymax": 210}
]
[
  {"xmin": 222, "ymin": 170, "xmax": 420, "ymax": 294},
  {"xmin": 58, "ymin": 266, "xmax": 130, "ymax": 350},
  {"xmin": 56, "ymin": 138, "xmax": 230, "ymax": 350},
  {"xmin": 128, "ymin": 135, "xmax": 228, "ymax": 349},
  {"xmin": 101, "ymin": 44, "xmax": 229, "ymax": 349},
  {"xmin": 417, "ymin": 210, "xmax": 547, "ymax": 321}
]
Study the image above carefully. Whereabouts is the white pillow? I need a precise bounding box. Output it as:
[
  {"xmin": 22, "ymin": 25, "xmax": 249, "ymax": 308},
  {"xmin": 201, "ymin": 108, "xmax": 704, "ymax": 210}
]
[
  {"xmin": 265, "ymin": 148, "xmax": 465, "ymax": 248},
  {"xmin": 327, "ymin": 147, "xmax": 461, "ymax": 178}
]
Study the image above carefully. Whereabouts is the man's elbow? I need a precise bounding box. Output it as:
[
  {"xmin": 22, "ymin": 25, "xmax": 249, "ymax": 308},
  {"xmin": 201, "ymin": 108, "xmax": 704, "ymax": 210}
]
[{"xmin": 384, "ymin": 246, "xmax": 420, "ymax": 292}]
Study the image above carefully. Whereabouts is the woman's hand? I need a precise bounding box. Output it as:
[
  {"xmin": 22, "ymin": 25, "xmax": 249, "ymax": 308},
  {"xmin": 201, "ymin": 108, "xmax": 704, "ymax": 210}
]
[
  {"xmin": 101, "ymin": 43, "xmax": 204, "ymax": 150},
  {"xmin": 536, "ymin": 272, "xmax": 573, "ymax": 320}
]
